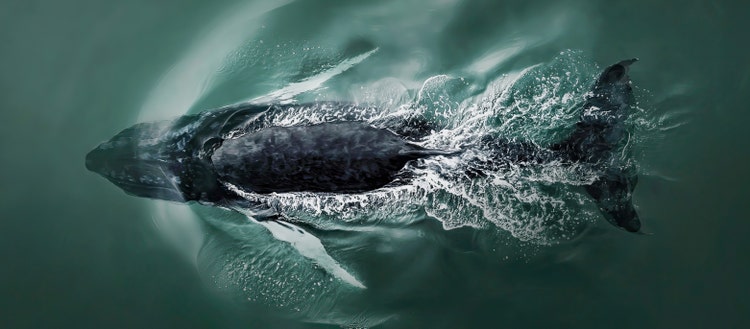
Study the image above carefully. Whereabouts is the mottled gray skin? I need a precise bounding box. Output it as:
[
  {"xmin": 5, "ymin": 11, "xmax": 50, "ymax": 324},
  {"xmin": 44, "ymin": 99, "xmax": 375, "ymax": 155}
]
[
  {"xmin": 85, "ymin": 59, "xmax": 642, "ymax": 232},
  {"xmin": 212, "ymin": 122, "xmax": 444, "ymax": 193}
]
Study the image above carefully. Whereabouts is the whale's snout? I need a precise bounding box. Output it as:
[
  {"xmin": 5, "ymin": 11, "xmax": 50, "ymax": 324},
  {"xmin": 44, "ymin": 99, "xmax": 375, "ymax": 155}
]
[
  {"xmin": 85, "ymin": 144, "xmax": 112, "ymax": 173},
  {"xmin": 85, "ymin": 123, "xmax": 188, "ymax": 202},
  {"xmin": 84, "ymin": 134, "xmax": 139, "ymax": 175},
  {"xmin": 85, "ymin": 148, "xmax": 96, "ymax": 172}
]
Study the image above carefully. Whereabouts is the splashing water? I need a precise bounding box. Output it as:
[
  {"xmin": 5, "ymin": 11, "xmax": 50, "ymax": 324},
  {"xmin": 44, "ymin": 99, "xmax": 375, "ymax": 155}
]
[{"xmin": 213, "ymin": 50, "xmax": 637, "ymax": 245}]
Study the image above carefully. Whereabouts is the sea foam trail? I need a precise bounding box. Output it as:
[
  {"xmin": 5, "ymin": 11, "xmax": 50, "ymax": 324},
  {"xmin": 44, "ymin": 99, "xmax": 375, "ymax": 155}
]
[{"xmin": 219, "ymin": 51, "xmax": 614, "ymax": 245}]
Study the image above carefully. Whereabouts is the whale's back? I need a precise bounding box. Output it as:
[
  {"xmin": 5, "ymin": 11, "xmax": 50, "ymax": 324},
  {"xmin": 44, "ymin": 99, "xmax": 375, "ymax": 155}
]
[{"xmin": 211, "ymin": 122, "xmax": 438, "ymax": 194}]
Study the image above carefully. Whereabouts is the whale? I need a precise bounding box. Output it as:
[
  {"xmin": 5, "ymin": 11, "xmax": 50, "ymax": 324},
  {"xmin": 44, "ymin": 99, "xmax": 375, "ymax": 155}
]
[
  {"xmin": 84, "ymin": 108, "xmax": 454, "ymax": 204},
  {"xmin": 85, "ymin": 59, "xmax": 643, "ymax": 284}
]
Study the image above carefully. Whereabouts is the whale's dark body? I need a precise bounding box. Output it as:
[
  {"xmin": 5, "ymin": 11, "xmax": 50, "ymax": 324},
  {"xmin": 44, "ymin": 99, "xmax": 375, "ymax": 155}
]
[
  {"xmin": 86, "ymin": 59, "xmax": 642, "ymax": 232},
  {"xmin": 211, "ymin": 122, "xmax": 454, "ymax": 193}
]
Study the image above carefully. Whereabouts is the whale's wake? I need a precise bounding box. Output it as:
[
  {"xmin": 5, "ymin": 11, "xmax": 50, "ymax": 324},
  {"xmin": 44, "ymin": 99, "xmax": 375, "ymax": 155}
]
[{"xmin": 205, "ymin": 51, "xmax": 624, "ymax": 245}]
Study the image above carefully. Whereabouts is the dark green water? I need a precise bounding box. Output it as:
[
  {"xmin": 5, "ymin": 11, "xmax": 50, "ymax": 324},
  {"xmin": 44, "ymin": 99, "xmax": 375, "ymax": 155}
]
[{"xmin": 2, "ymin": 0, "xmax": 749, "ymax": 328}]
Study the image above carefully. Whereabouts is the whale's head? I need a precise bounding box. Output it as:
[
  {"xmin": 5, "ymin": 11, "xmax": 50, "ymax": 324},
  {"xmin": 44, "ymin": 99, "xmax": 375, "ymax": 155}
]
[
  {"xmin": 86, "ymin": 121, "xmax": 188, "ymax": 202},
  {"xmin": 85, "ymin": 119, "xmax": 223, "ymax": 203}
]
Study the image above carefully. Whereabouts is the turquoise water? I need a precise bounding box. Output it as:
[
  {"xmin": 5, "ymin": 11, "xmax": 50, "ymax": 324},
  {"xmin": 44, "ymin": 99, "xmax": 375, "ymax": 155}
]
[{"xmin": 2, "ymin": 0, "xmax": 749, "ymax": 328}]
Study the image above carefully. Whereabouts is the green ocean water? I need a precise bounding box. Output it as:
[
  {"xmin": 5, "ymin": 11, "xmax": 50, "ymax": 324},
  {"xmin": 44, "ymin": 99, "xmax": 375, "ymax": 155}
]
[{"xmin": 1, "ymin": 0, "xmax": 749, "ymax": 328}]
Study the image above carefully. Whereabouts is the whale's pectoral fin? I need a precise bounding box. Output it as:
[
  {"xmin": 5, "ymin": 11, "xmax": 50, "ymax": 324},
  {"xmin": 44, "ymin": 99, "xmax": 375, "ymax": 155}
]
[
  {"xmin": 584, "ymin": 168, "xmax": 641, "ymax": 233},
  {"xmin": 233, "ymin": 208, "xmax": 366, "ymax": 289}
]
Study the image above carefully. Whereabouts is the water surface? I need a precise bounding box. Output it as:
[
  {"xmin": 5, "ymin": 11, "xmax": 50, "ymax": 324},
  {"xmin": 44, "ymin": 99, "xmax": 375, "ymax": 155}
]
[{"xmin": 1, "ymin": 0, "xmax": 748, "ymax": 328}]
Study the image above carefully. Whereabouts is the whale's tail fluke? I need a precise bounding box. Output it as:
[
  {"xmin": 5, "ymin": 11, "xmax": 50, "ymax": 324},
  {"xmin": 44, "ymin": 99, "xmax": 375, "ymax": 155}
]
[
  {"xmin": 553, "ymin": 59, "xmax": 642, "ymax": 233},
  {"xmin": 552, "ymin": 58, "xmax": 637, "ymax": 162},
  {"xmin": 585, "ymin": 167, "xmax": 641, "ymax": 232}
]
